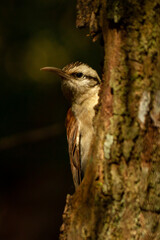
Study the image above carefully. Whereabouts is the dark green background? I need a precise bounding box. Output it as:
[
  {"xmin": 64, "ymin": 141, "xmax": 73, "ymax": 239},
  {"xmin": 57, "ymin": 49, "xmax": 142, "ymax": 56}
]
[{"xmin": 0, "ymin": 0, "xmax": 102, "ymax": 239}]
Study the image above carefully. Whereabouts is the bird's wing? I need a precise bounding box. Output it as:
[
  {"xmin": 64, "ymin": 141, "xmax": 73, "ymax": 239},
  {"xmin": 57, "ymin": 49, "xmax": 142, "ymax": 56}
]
[{"xmin": 65, "ymin": 108, "xmax": 81, "ymax": 188}]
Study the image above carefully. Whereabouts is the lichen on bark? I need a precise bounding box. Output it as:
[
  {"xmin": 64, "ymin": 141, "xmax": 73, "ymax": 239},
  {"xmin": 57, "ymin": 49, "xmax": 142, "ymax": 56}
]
[{"xmin": 60, "ymin": 0, "xmax": 160, "ymax": 239}]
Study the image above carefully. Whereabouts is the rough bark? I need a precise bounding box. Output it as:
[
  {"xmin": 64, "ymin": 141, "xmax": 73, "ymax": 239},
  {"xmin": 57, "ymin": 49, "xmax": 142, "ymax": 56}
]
[{"xmin": 60, "ymin": 0, "xmax": 160, "ymax": 239}]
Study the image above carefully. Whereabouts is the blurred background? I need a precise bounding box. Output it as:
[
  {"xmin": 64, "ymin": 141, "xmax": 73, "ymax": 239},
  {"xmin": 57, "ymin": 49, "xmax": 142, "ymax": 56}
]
[{"xmin": 0, "ymin": 0, "xmax": 103, "ymax": 239}]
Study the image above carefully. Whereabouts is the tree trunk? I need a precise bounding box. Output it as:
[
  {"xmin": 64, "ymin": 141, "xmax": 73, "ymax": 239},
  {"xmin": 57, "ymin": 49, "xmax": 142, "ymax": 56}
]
[{"xmin": 60, "ymin": 0, "xmax": 160, "ymax": 239}]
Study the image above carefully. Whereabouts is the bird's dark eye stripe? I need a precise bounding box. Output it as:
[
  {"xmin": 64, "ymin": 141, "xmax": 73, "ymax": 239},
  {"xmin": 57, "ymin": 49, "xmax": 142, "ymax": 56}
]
[
  {"xmin": 71, "ymin": 72, "xmax": 100, "ymax": 83},
  {"xmin": 86, "ymin": 75, "xmax": 100, "ymax": 83},
  {"xmin": 71, "ymin": 72, "xmax": 83, "ymax": 78},
  {"xmin": 76, "ymin": 72, "xmax": 83, "ymax": 78}
]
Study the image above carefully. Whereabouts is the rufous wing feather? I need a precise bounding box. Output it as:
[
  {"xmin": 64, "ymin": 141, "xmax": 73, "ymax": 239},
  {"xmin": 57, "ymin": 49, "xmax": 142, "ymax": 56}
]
[{"xmin": 65, "ymin": 108, "xmax": 81, "ymax": 189}]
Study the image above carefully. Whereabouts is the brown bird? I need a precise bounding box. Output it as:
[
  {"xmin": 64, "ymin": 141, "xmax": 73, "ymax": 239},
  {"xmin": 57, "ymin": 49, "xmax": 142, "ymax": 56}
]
[{"xmin": 41, "ymin": 62, "xmax": 101, "ymax": 189}]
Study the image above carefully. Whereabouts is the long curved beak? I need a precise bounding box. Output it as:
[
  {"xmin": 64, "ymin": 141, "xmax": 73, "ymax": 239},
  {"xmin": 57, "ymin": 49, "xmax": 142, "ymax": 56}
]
[{"xmin": 40, "ymin": 67, "xmax": 70, "ymax": 80}]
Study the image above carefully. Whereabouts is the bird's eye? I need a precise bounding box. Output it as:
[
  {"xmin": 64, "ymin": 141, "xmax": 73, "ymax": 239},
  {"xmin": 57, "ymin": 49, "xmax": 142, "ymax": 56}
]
[{"xmin": 76, "ymin": 72, "xmax": 83, "ymax": 78}]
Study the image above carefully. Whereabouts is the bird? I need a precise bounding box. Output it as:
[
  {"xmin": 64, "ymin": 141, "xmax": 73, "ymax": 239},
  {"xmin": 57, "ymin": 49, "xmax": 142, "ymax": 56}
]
[{"xmin": 41, "ymin": 62, "xmax": 101, "ymax": 189}]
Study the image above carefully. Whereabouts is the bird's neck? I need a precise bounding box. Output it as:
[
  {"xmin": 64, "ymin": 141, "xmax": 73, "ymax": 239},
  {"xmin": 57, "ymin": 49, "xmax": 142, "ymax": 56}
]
[{"xmin": 71, "ymin": 86, "xmax": 100, "ymax": 123}]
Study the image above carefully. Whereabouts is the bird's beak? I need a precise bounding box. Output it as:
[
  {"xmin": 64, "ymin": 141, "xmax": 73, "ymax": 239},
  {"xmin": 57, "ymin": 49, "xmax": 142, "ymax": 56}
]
[{"xmin": 40, "ymin": 67, "xmax": 70, "ymax": 80}]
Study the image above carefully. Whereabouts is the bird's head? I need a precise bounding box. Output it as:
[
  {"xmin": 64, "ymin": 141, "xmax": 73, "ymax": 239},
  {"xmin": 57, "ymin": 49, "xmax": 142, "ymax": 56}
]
[{"xmin": 41, "ymin": 61, "xmax": 101, "ymax": 103}]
